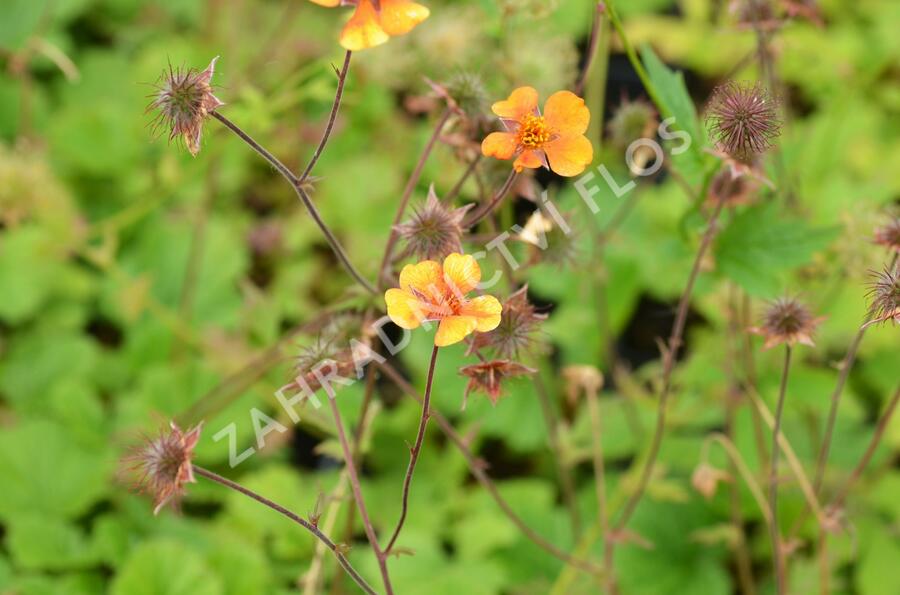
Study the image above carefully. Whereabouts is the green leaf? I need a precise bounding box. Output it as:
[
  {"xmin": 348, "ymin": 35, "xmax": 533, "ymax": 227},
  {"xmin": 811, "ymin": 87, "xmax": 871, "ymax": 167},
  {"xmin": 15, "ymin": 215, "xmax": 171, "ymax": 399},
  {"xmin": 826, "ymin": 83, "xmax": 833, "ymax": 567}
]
[
  {"xmin": 112, "ymin": 539, "xmax": 223, "ymax": 595},
  {"xmin": 0, "ymin": 419, "xmax": 111, "ymax": 522},
  {"xmin": 714, "ymin": 203, "xmax": 841, "ymax": 296},
  {"xmin": 7, "ymin": 514, "xmax": 94, "ymax": 570}
]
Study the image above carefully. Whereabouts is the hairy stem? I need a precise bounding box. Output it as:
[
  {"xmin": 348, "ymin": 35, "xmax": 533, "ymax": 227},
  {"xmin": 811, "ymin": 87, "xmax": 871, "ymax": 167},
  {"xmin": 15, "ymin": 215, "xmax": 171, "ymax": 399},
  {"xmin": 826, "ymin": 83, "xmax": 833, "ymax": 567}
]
[
  {"xmin": 325, "ymin": 386, "xmax": 394, "ymax": 595},
  {"xmin": 613, "ymin": 198, "xmax": 726, "ymax": 529},
  {"xmin": 574, "ymin": 2, "xmax": 607, "ymax": 97},
  {"xmin": 377, "ymin": 108, "xmax": 452, "ymax": 288},
  {"xmin": 384, "ymin": 345, "xmax": 439, "ymax": 554},
  {"xmin": 193, "ymin": 466, "xmax": 377, "ymax": 595},
  {"xmin": 462, "ymin": 170, "xmax": 518, "ymax": 228},
  {"xmin": 212, "ymin": 111, "xmax": 376, "ymax": 294},
  {"xmin": 769, "ymin": 346, "xmax": 792, "ymax": 595},
  {"xmin": 377, "ymin": 360, "xmax": 604, "ymax": 578},
  {"xmin": 298, "ymin": 50, "xmax": 352, "ymax": 183}
]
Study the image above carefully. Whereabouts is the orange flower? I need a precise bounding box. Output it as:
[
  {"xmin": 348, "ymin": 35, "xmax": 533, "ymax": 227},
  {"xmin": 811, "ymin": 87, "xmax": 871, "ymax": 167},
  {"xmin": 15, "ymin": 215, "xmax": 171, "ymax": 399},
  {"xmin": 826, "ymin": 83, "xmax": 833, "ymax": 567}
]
[
  {"xmin": 309, "ymin": 0, "xmax": 429, "ymax": 51},
  {"xmin": 385, "ymin": 253, "xmax": 502, "ymax": 347},
  {"xmin": 481, "ymin": 86, "xmax": 593, "ymax": 177}
]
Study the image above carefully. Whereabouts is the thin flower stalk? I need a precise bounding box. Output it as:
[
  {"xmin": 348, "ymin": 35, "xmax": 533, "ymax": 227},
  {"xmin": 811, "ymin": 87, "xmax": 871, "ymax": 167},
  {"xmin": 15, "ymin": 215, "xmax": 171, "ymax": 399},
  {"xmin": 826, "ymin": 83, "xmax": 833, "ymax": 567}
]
[
  {"xmin": 769, "ymin": 346, "xmax": 792, "ymax": 595},
  {"xmin": 378, "ymin": 108, "xmax": 453, "ymax": 288},
  {"xmin": 376, "ymin": 360, "xmax": 604, "ymax": 578},
  {"xmin": 462, "ymin": 170, "xmax": 518, "ymax": 228},
  {"xmin": 584, "ymin": 378, "xmax": 615, "ymax": 592},
  {"xmin": 830, "ymin": 382, "xmax": 900, "ymax": 510},
  {"xmin": 211, "ymin": 112, "xmax": 376, "ymax": 294},
  {"xmin": 613, "ymin": 197, "xmax": 727, "ymax": 530},
  {"xmin": 324, "ymin": 383, "xmax": 395, "ymax": 595},
  {"xmin": 384, "ymin": 344, "xmax": 439, "ymax": 553},
  {"xmin": 192, "ymin": 466, "xmax": 377, "ymax": 595},
  {"xmin": 298, "ymin": 49, "xmax": 352, "ymax": 184}
]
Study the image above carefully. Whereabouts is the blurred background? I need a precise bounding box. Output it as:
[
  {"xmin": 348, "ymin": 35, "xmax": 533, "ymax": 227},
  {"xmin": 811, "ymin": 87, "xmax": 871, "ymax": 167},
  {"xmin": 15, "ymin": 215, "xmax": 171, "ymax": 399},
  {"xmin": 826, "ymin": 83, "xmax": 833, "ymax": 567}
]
[{"xmin": 1, "ymin": 0, "xmax": 899, "ymax": 593}]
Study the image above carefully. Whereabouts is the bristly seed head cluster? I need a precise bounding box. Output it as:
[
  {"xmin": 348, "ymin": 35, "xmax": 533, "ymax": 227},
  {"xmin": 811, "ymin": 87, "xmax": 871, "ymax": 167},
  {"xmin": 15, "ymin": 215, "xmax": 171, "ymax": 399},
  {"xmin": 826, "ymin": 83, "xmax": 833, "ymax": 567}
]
[
  {"xmin": 396, "ymin": 185, "xmax": 472, "ymax": 261},
  {"xmin": 873, "ymin": 216, "xmax": 900, "ymax": 253},
  {"xmin": 124, "ymin": 421, "xmax": 202, "ymax": 514},
  {"xmin": 750, "ymin": 297, "xmax": 823, "ymax": 349},
  {"xmin": 865, "ymin": 266, "xmax": 900, "ymax": 326},
  {"xmin": 148, "ymin": 57, "xmax": 223, "ymax": 156},
  {"xmin": 458, "ymin": 359, "xmax": 536, "ymax": 407},
  {"xmin": 706, "ymin": 81, "xmax": 781, "ymax": 162},
  {"xmin": 468, "ymin": 285, "xmax": 547, "ymax": 359}
]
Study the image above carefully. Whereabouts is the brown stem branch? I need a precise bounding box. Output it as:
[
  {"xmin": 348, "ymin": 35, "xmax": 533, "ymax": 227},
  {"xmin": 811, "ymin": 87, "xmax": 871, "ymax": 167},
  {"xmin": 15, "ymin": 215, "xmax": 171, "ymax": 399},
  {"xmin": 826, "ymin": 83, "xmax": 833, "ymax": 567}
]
[
  {"xmin": 574, "ymin": 2, "xmax": 606, "ymax": 96},
  {"xmin": 212, "ymin": 111, "xmax": 376, "ymax": 294},
  {"xmin": 384, "ymin": 345, "xmax": 439, "ymax": 554},
  {"xmin": 377, "ymin": 360, "xmax": 604, "ymax": 578},
  {"xmin": 462, "ymin": 170, "xmax": 518, "ymax": 228},
  {"xmin": 193, "ymin": 466, "xmax": 377, "ymax": 595},
  {"xmin": 298, "ymin": 50, "xmax": 352, "ymax": 183},
  {"xmin": 613, "ymin": 198, "xmax": 727, "ymax": 529},
  {"xmin": 325, "ymin": 386, "xmax": 394, "ymax": 595},
  {"xmin": 377, "ymin": 108, "xmax": 452, "ymax": 288}
]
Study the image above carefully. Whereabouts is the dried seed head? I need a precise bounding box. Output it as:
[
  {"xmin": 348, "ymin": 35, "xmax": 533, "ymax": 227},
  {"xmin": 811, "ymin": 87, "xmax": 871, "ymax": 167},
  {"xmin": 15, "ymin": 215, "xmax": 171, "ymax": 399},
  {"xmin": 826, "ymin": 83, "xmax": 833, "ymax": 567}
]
[
  {"xmin": 468, "ymin": 285, "xmax": 547, "ymax": 359},
  {"xmin": 396, "ymin": 185, "xmax": 473, "ymax": 261},
  {"xmin": 865, "ymin": 266, "xmax": 900, "ymax": 327},
  {"xmin": 749, "ymin": 297, "xmax": 823, "ymax": 349},
  {"xmin": 148, "ymin": 57, "xmax": 224, "ymax": 156},
  {"xmin": 873, "ymin": 217, "xmax": 900, "ymax": 254},
  {"xmin": 124, "ymin": 421, "xmax": 202, "ymax": 514},
  {"xmin": 458, "ymin": 359, "xmax": 537, "ymax": 407},
  {"xmin": 706, "ymin": 81, "xmax": 781, "ymax": 162},
  {"xmin": 607, "ymin": 97, "xmax": 658, "ymax": 151}
]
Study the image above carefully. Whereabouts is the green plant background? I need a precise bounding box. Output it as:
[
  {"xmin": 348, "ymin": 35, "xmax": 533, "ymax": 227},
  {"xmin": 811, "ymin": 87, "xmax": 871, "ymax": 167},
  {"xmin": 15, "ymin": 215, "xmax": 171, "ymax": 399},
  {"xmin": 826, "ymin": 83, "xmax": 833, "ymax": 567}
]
[{"xmin": 0, "ymin": 0, "xmax": 898, "ymax": 593}]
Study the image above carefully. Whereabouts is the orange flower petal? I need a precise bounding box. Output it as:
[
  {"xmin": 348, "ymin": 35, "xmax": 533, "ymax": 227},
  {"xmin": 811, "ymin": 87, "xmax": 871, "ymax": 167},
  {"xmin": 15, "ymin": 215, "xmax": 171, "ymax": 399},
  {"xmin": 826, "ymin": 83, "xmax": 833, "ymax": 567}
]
[
  {"xmin": 461, "ymin": 295, "xmax": 502, "ymax": 332},
  {"xmin": 543, "ymin": 90, "xmax": 590, "ymax": 135},
  {"xmin": 543, "ymin": 134, "xmax": 593, "ymax": 177},
  {"xmin": 481, "ymin": 132, "xmax": 517, "ymax": 160},
  {"xmin": 399, "ymin": 260, "xmax": 444, "ymax": 297},
  {"xmin": 513, "ymin": 149, "xmax": 543, "ymax": 172},
  {"xmin": 377, "ymin": 0, "xmax": 430, "ymax": 36},
  {"xmin": 442, "ymin": 253, "xmax": 481, "ymax": 295},
  {"xmin": 385, "ymin": 288, "xmax": 427, "ymax": 329},
  {"xmin": 339, "ymin": 0, "xmax": 389, "ymax": 51},
  {"xmin": 308, "ymin": 0, "xmax": 341, "ymax": 6},
  {"xmin": 491, "ymin": 86, "xmax": 539, "ymax": 121},
  {"xmin": 435, "ymin": 315, "xmax": 478, "ymax": 346}
]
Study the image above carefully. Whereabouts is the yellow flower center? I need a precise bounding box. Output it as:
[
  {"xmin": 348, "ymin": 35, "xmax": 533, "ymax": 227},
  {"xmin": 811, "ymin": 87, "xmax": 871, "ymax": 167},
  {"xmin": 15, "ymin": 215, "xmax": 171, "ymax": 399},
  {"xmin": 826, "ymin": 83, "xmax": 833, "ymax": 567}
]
[{"xmin": 516, "ymin": 115, "xmax": 552, "ymax": 149}]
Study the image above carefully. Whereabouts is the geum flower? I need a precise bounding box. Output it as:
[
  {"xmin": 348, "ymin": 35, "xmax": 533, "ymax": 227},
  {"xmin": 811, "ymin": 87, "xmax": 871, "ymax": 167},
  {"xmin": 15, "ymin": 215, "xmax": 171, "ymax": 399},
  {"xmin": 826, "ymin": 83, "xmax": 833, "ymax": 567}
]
[
  {"xmin": 385, "ymin": 253, "xmax": 502, "ymax": 347},
  {"xmin": 309, "ymin": 0, "xmax": 429, "ymax": 51},
  {"xmin": 481, "ymin": 86, "xmax": 593, "ymax": 177}
]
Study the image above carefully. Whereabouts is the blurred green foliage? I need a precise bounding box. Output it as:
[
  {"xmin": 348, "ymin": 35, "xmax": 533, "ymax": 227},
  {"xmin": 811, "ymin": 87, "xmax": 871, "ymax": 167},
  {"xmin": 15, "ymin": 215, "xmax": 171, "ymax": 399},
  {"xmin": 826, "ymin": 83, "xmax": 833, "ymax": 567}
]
[{"xmin": 0, "ymin": 0, "xmax": 899, "ymax": 594}]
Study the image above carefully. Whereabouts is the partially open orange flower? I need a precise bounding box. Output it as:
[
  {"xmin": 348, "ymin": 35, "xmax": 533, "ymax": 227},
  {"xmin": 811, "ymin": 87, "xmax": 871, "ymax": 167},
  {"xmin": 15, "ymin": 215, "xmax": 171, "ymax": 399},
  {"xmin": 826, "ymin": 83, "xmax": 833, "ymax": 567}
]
[
  {"xmin": 309, "ymin": 0, "xmax": 429, "ymax": 51},
  {"xmin": 481, "ymin": 86, "xmax": 593, "ymax": 177},
  {"xmin": 385, "ymin": 253, "xmax": 502, "ymax": 347}
]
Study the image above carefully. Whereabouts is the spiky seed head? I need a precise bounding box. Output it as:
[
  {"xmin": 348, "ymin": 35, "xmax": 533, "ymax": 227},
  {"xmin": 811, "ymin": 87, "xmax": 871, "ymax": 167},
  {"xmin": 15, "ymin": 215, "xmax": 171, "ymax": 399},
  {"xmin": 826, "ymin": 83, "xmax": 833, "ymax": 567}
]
[
  {"xmin": 873, "ymin": 217, "xmax": 900, "ymax": 254},
  {"xmin": 148, "ymin": 57, "xmax": 224, "ymax": 156},
  {"xmin": 706, "ymin": 81, "xmax": 781, "ymax": 162},
  {"xmin": 468, "ymin": 285, "xmax": 547, "ymax": 359},
  {"xmin": 458, "ymin": 359, "xmax": 537, "ymax": 407},
  {"xmin": 607, "ymin": 97, "xmax": 658, "ymax": 151},
  {"xmin": 749, "ymin": 297, "xmax": 823, "ymax": 349},
  {"xmin": 865, "ymin": 266, "xmax": 900, "ymax": 327},
  {"xmin": 444, "ymin": 71, "xmax": 489, "ymax": 118},
  {"xmin": 396, "ymin": 185, "xmax": 473, "ymax": 261},
  {"xmin": 124, "ymin": 421, "xmax": 202, "ymax": 514}
]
